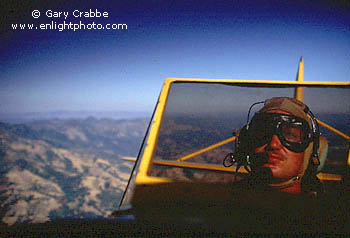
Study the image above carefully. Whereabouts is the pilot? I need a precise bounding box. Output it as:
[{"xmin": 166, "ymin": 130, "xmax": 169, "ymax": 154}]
[{"xmin": 233, "ymin": 97, "xmax": 324, "ymax": 196}]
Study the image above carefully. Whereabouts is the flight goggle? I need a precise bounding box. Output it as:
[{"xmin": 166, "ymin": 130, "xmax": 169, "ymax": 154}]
[{"xmin": 248, "ymin": 113, "xmax": 312, "ymax": 153}]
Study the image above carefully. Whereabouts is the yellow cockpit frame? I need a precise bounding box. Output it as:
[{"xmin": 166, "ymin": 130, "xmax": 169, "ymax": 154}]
[
  {"xmin": 135, "ymin": 79, "xmax": 350, "ymax": 187},
  {"xmin": 123, "ymin": 60, "xmax": 350, "ymax": 217}
]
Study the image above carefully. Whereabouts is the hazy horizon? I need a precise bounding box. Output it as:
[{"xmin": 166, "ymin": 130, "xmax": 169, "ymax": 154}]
[{"xmin": 0, "ymin": 110, "xmax": 152, "ymax": 124}]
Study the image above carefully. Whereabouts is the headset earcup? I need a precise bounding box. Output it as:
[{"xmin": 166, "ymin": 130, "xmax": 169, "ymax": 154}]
[
  {"xmin": 235, "ymin": 125, "xmax": 253, "ymax": 167},
  {"xmin": 236, "ymin": 125, "xmax": 250, "ymax": 153}
]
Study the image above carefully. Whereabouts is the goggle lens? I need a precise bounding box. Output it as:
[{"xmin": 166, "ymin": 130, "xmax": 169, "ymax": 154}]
[
  {"xmin": 248, "ymin": 113, "xmax": 311, "ymax": 152},
  {"xmin": 281, "ymin": 124, "xmax": 305, "ymax": 143}
]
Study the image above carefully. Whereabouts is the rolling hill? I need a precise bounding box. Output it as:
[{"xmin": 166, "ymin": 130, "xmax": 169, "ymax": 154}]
[{"xmin": 0, "ymin": 117, "xmax": 148, "ymax": 225}]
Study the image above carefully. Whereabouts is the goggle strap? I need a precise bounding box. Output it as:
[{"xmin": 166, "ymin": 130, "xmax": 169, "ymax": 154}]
[{"xmin": 305, "ymin": 107, "xmax": 320, "ymax": 159}]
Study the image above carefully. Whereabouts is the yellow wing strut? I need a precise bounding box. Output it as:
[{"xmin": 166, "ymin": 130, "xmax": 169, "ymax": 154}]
[{"xmin": 177, "ymin": 136, "xmax": 236, "ymax": 162}]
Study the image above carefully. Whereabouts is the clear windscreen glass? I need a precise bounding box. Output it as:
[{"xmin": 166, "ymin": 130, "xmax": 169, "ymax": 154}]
[{"xmin": 147, "ymin": 82, "xmax": 350, "ymax": 182}]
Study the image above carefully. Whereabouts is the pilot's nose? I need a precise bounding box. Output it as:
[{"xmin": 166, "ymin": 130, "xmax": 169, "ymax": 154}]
[{"xmin": 268, "ymin": 134, "xmax": 283, "ymax": 150}]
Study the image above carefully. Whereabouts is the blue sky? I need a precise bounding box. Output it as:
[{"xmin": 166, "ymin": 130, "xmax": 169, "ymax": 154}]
[{"xmin": 1, "ymin": 0, "xmax": 349, "ymax": 115}]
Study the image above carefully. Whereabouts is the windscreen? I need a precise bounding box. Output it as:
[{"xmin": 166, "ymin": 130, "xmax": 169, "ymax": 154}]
[{"xmin": 147, "ymin": 82, "xmax": 350, "ymax": 183}]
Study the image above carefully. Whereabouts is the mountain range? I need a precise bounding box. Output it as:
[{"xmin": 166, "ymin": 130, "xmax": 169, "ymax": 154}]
[
  {"xmin": 0, "ymin": 117, "xmax": 148, "ymax": 225},
  {"xmin": 0, "ymin": 111, "xmax": 151, "ymax": 124}
]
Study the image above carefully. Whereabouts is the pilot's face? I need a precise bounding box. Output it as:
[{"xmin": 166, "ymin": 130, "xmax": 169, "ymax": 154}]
[{"xmin": 254, "ymin": 110, "xmax": 304, "ymax": 181}]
